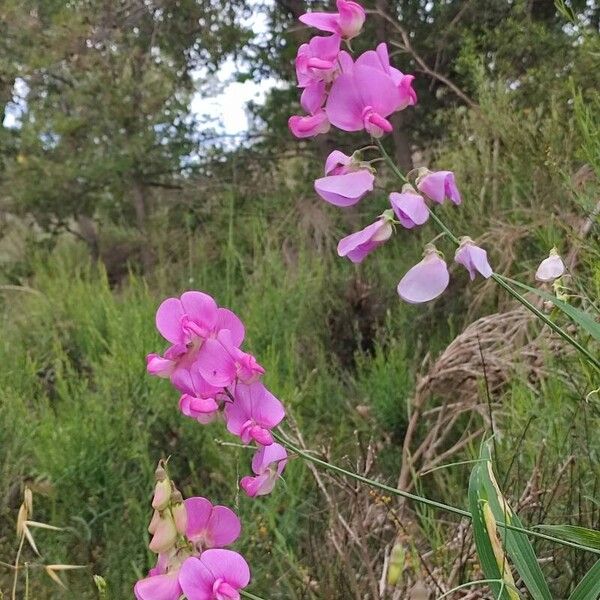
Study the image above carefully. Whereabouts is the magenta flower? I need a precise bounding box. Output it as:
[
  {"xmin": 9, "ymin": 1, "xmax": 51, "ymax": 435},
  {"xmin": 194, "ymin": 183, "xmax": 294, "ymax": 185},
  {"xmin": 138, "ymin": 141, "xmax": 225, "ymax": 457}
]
[
  {"xmin": 314, "ymin": 169, "xmax": 374, "ymax": 206},
  {"xmin": 455, "ymin": 239, "xmax": 493, "ymax": 280},
  {"xmin": 397, "ymin": 248, "xmax": 450, "ymax": 304},
  {"xmin": 241, "ymin": 443, "xmax": 288, "ymax": 497},
  {"xmin": 326, "ymin": 64, "xmax": 402, "ymax": 137},
  {"xmin": 299, "ymin": 0, "xmax": 366, "ymax": 40},
  {"xmin": 149, "ymin": 292, "xmax": 245, "ymax": 382},
  {"xmin": 417, "ymin": 170, "xmax": 462, "ymax": 205},
  {"xmin": 172, "ymin": 366, "xmax": 223, "ymax": 424},
  {"xmin": 337, "ymin": 213, "xmax": 394, "ymax": 263},
  {"xmin": 135, "ymin": 570, "xmax": 183, "ymax": 600},
  {"xmin": 225, "ymin": 382, "xmax": 285, "ymax": 446},
  {"xmin": 295, "ymin": 34, "xmax": 341, "ymax": 87},
  {"xmin": 389, "ymin": 189, "xmax": 429, "ymax": 229},
  {"xmin": 288, "ymin": 109, "xmax": 330, "ymax": 138},
  {"xmin": 535, "ymin": 249, "xmax": 565, "ymax": 282},
  {"xmin": 355, "ymin": 43, "xmax": 417, "ymax": 110},
  {"xmin": 184, "ymin": 497, "xmax": 241, "ymax": 551},
  {"xmin": 324, "ymin": 150, "xmax": 353, "ymax": 175},
  {"xmin": 179, "ymin": 549, "xmax": 250, "ymax": 600}
]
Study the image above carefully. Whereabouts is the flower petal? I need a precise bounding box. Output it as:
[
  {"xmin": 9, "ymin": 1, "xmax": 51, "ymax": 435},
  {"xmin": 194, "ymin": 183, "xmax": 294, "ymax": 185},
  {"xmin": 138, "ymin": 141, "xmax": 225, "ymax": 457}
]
[{"xmin": 397, "ymin": 253, "xmax": 449, "ymax": 304}]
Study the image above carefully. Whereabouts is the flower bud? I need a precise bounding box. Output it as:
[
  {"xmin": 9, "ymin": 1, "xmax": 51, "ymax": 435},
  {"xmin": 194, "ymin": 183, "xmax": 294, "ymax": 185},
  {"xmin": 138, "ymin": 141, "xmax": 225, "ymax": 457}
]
[
  {"xmin": 171, "ymin": 491, "xmax": 187, "ymax": 535},
  {"xmin": 152, "ymin": 478, "xmax": 171, "ymax": 511},
  {"xmin": 149, "ymin": 512, "xmax": 177, "ymax": 554}
]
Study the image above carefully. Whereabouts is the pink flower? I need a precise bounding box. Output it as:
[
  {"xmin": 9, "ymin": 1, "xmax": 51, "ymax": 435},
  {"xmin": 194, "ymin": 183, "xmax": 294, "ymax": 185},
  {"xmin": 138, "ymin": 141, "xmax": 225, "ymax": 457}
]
[
  {"xmin": 135, "ymin": 571, "xmax": 183, "ymax": 600},
  {"xmin": 241, "ymin": 443, "xmax": 288, "ymax": 497},
  {"xmin": 288, "ymin": 109, "xmax": 330, "ymax": 138},
  {"xmin": 184, "ymin": 497, "xmax": 241, "ymax": 551},
  {"xmin": 389, "ymin": 189, "xmax": 429, "ymax": 229},
  {"xmin": 295, "ymin": 34, "xmax": 341, "ymax": 87},
  {"xmin": 337, "ymin": 213, "xmax": 394, "ymax": 263},
  {"xmin": 149, "ymin": 292, "xmax": 245, "ymax": 382},
  {"xmin": 172, "ymin": 366, "xmax": 223, "ymax": 424},
  {"xmin": 179, "ymin": 549, "xmax": 250, "ymax": 600},
  {"xmin": 417, "ymin": 170, "xmax": 462, "ymax": 205},
  {"xmin": 355, "ymin": 43, "xmax": 417, "ymax": 110},
  {"xmin": 300, "ymin": 0, "xmax": 366, "ymax": 40},
  {"xmin": 326, "ymin": 64, "xmax": 402, "ymax": 137},
  {"xmin": 455, "ymin": 240, "xmax": 493, "ymax": 280},
  {"xmin": 324, "ymin": 150, "xmax": 353, "ymax": 175},
  {"xmin": 397, "ymin": 248, "xmax": 450, "ymax": 304},
  {"xmin": 535, "ymin": 249, "xmax": 565, "ymax": 282},
  {"xmin": 314, "ymin": 169, "xmax": 374, "ymax": 206},
  {"xmin": 225, "ymin": 382, "xmax": 285, "ymax": 446}
]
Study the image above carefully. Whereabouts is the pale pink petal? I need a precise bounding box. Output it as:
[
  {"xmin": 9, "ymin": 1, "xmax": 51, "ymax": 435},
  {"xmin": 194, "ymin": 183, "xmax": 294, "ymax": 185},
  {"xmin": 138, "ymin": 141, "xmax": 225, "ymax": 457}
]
[
  {"xmin": 241, "ymin": 473, "xmax": 272, "ymax": 497},
  {"xmin": 146, "ymin": 353, "xmax": 175, "ymax": 378},
  {"xmin": 397, "ymin": 253, "xmax": 450, "ymax": 304},
  {"xmin": 288, "ymin": 110, "xmax": 330, "ymax": 138},
  {"xmin": 417, "ymin": 171, "xmax": 461, "ymax": 205},
  {"xmin": 301, "ymin": 81, "xmax": 327, "ymax": 114},
  {"xmin": 389, "ymin": 191, "xmax": 429, "ymax": 229},
  {"xmin": 251, "ymin": 443, "xmax": 288, "ymax": 475},
  {"xmin": 299, "ymin": 12, "xmax": 339, "ymax": 33},
  {"xmin": 337, "ymin": 219, "xmax": 392, "ymax": 263},
  {"xmin": 455, "ymin": 243, "xmax": 493, "ymax": 280},
  {"xmin": 314, "ymin": 170, "xmax": 374, "ymax": 207},
  {"xmin": 134, "ymin": 573, "xmax": 182, "ymax": 600},
  {"xmin": 324, "ymin": 150, "xmax": 352, "ymax": 175},
  {"xmin": 178, "ymin": 557, "xmax": 214, "ymax": 600},
  {"xmin": 535, "ymin": 254, "xmax": 565, "ymax": 282},
  {"xmin": 156, "ymin": 298, "xmax": 184, "ymax": 344}
]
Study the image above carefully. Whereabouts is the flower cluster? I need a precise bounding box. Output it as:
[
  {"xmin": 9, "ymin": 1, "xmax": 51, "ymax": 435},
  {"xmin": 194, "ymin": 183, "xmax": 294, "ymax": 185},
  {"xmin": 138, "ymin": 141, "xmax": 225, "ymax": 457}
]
[
  {"xmin": 135, "ymin": 463, "xmax": 249, "ymax": 600},
  {"xmin": 289, "ymin": 2, "xmax": 494, "ymax": 303},
  {"xmin": 147, "ymin": 291, "xmax": 288, "ymax": 496}
]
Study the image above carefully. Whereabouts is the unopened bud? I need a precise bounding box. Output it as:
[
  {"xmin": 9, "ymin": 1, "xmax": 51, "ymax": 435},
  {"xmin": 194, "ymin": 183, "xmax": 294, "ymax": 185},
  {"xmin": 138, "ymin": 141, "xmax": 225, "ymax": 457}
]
[
  {"xmin": 152, "ymin": 479, "xmax": 171, "ymax": 511},
  {"xmin": 154, "ymin": 463, "xmax": 168, "ymax": 482},
  {"xmin": 24, "ymin": 487, "xmax": 33, "ymax": 516},
  {"xmin": 171, "ymin": 497, "xmax": 187, "ymax": 535},
  {"xmin": 148, "ymin": 509, "xmax": 161, "ymax": 535},
  {"xmin": 149, "ymin": 512, "xmax": 177, "ymax": 554}
]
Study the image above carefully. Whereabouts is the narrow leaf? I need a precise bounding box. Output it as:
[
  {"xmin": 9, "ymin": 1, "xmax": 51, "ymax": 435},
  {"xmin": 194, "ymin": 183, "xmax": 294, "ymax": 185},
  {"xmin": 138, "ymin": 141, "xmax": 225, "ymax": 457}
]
[
  {"xmin": 534, "ymin": 525, "xmax": 600, "ymax": 552},
  {"xmin": 568, "ymin": 560, "xmax": 600, "ymax": 600}
]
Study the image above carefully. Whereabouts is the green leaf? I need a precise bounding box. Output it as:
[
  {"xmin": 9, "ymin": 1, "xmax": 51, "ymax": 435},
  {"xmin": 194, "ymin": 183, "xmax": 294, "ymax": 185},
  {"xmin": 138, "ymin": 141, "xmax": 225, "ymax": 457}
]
[
  {"xmin": 468, "ymin": 459, "xmax": 516, "ymax": 599},
  {"xmin": 501, "ymin": 277, "xmax": 600, "ymax": 342},
  {"xmin": 477, "ymin": 442, "xmax": 553, "ymax": 600},
  {"xmin": 568, "ymin": 560, "xmax": 600, "ymax": 600},
  {"xmin": 534, "ymin": 525, "xmax": 600, "ymax": 552}
]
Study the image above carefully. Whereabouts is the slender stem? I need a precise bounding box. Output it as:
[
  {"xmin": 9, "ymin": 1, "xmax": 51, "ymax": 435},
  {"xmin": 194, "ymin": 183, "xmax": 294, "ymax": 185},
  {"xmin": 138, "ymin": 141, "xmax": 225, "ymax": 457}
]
[
  {"xmin": 376, "ymin": 142, "xmax": 599, "ymax": 371},
  {"xmin": 12, "ymin": 534, "xmax": 25, "ymax": 600},
  {"xmin": 274, "ymin": 431, "xmax": 600, "ymax": 555},
  {"xmin": 241, "ymin": 590, "xmax": 269, "ymax": 600},
  {"xmin": 435, "ymin": 578, "xmax": 506, "ymax": 600}
]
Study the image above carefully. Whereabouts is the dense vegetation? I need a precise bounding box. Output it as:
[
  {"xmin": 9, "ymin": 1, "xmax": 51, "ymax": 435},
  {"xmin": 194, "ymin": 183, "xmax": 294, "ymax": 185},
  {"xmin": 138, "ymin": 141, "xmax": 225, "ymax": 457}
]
[{"xmin": 1, "ymin": 1, "xmax": 599, "ymax": 598}]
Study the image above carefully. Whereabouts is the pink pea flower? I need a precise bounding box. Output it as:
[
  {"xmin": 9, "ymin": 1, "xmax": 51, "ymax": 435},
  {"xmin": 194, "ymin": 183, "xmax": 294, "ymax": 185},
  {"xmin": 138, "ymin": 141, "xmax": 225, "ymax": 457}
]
[
  {"xmin": 149, "ymin": 292, "xmax": 245, "ymax": 381},
  {"xmin": 241, "ymin": 442, "xmax": 288, "ymax": 497},
  {"xmin": 337, "ymin": 212, "xmax": 394, "ymax": 263},
  {"xmin": 417, "ymin": 170, "xmax": 462, "ymax": 205},
  {"xmin": 295, "ymin": 34, "xmax": 341, "ymax": 87},
  {"xmin": 355, "ymin": 43, "xmax": 417, "ymax": 110},
  {"xmin": 135, "ymin": 569, "xmax": 183, "ymax": 600},
  {"xmin": 184, "ymin": 497, "xmax": 241, "ymax": 551},
  {"xmin": 324, "ymin": 149, "xmax": 353, "ymax": 175},
  {"xmin": 289, "ymin": 109, "xmax": 330, "ymax": 138},
  {"xmin": 389, "ymin": 189, "xmax": 429, "ymax": 229},
  {"xmin": 535, "ymin": 249, "xmax": 565, "ymax": 282},
  {"xmin": 314, "ymin": 170, "xmax": 374, "ymax": 206},
  {"xmin": 179, "ymin": 549, "xmax": 250, "ymax": 600},
  {"xmin": 397, "ymin": 247, "xmax": 450, "ymax": 304},
  {"xmin": 455, "ymin": 239, "xmax": 493, "ymax": 280},
  {"xmin": 225, "ymin": 382, "xmax": 285, "ymax": 446},
  {"xmin": 300, "ymin": 0, "xmax": 366, "ymax": 40},
  {"xmin": 172, "ymin": 366, "xmax": 223, "ymax": 424},
  {"xmin": 326, "ymin": 64, "xmax": 402, "ymax": 137}
]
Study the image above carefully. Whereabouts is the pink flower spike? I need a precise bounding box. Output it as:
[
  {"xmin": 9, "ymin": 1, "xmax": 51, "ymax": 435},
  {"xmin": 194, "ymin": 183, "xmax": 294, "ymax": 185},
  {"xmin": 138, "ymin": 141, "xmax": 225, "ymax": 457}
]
[
  {"xmin": 288, "ymin": 109, "xmax": 330, "ymax": 138},
  {"xmin": 326, "ymin": 65, "xmax": 401, "ymax": 137},
  {"xmin": 225, "ymin": 382, "xmax": 285, "ymax": 446},
  {"xmin": 134, "ymin": 572, "xmax": 183, "ymax": 600},
  {"xmin": 397, "ymin": 248, "xmax": 450, "ymax": 304},
  {"xmin": 455, "ymin": 240, "xmax": 493, "ymax": 280},
  {"xmin": 337, "ymin": 214, "xmax": 394, "ymax": 263},
  {"xmin": 299, "ymin": 0, "xmax": 366, "ymax": 40},
  {"xmin": 179, "ymin": 550, "xmax": 251, "ymax": 600},
  {"xmin": 184, "ymin": 497, "xmax": 241, "ymax": 550},
  {"xmin": 241, "ymin": 443, "xmax": 288, "ymax": 497},
  {"xmin": 295, "ymin": 34, "xmax": 341, "ymax": 87},
  {"xmin": 389, "ymin": 190, "xmax": 429, "ymax": 229},
  {"xmin": 535, "ymin": 249, "xmax": 565, "ymax": 282},
  {"xmin": 314, "ymin": 169, "xmax": 374, "ymax": 207},
  {"xmin": 417, "ymin": 170, "xmax": 462, "ymax": 205}
]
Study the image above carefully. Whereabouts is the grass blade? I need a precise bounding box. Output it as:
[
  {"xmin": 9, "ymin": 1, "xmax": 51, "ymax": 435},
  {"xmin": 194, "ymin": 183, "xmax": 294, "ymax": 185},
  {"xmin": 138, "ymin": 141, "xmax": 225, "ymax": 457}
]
[
  {"xmin": 568, "ymin": 560, "xmax": 600, "ymax": 600},
  {"xmin": 534, "ymin": 525, "xmax": 600, "ymax": 552}
]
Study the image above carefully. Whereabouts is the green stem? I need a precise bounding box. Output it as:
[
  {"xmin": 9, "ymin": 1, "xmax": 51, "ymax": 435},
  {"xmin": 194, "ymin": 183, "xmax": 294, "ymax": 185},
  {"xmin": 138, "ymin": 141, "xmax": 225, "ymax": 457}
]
[
  {"xmin": 435, "ymin": 578, "xmax": 508, "ymax": 600},
  {"xmin": 274, "ymin": 432, "xmax": 600, "ymax": 555},
  {"xmin": 241, "ymin": 590, "xmax": 269, "ymax": 600},
  {"xmin": 376, "ymin": 141, "xmax": 599, "ymax": 371}
]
